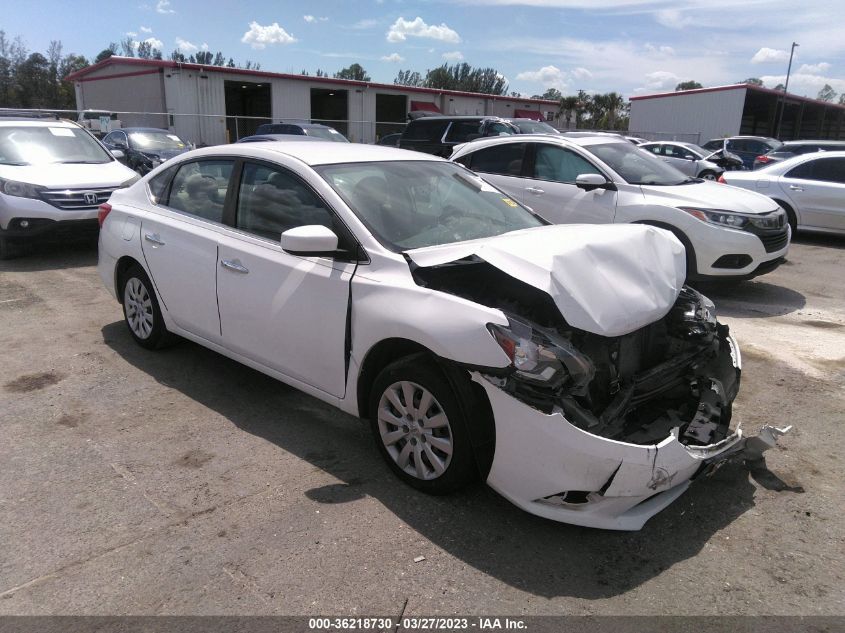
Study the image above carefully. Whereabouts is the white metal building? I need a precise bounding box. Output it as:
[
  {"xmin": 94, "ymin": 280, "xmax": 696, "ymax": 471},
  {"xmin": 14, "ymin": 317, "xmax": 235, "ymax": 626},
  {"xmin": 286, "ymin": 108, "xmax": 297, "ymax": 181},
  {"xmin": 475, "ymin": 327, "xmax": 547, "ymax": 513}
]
[
  {"xmin": 67, "ymin": 57, "xmax": 559, "ymax": 145},
  {"xmin": 629, "ymin": 83, "xmax": 845, "ymax": 143}
]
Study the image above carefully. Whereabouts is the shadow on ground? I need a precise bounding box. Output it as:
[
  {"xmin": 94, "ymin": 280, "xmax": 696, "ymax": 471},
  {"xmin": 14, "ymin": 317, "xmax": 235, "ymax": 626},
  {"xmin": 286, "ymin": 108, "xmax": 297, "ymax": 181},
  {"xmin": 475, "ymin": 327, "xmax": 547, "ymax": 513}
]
[
  {"xmin": 791, "ymin": 232, "xmax": 845, "ymax": 250},
  {"xmin": 102, "ymin": 321, "xmax": 795, "ymax": 600},
  {"xmin": 0, "ymin": 235, "xmax": 98, "ymax": 272},
  {"xmin": 694, "ymin": 279, "xmax": 806, "ymax": 318}
]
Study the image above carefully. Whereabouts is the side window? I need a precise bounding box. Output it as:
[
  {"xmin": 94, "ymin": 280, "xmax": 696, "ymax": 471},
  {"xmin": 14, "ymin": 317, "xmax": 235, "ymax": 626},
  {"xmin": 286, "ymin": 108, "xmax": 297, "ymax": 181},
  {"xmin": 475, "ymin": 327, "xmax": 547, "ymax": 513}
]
[
  {"xmin": 403, "ymin": 120, "xmax": 449, "ymax": 141},
  {"xmin": 807, "ymin": 158, "xmax": 845, "ymax": 184},
  {"xmin": 786, "ymin": 160, "xmax": 816, "ymax": 180},
  {"xmin": 746, "ymin": 141, "xmax": 768, "ymax": 155},
  {"xmin": 236, "ymin": 163, "xmax": 336, "ymax": 240},
  {"xmin": 148, "ymin": 164, "xmax": 179, "ymax": 204},
  {"xmin": 646, "ymin": 144, "xmax": 663, "ymax": 155},
  {"xmin": 532, "ymin": 144, "xmax": 601, "ymax": 183},
  {"xmin": 468, "ymin": 143, "xmax": 526, "ymax": 176},
  {"xmin": 445, "ymin": 121, "xmax": 482, "ymax": 143},
  {"xmin": 167, "ymin": 160, "xmax": 234, "ymax": 222},
  {"xmin": 485, "ymin": 122, "xmax": 515, "ymax": 137}
]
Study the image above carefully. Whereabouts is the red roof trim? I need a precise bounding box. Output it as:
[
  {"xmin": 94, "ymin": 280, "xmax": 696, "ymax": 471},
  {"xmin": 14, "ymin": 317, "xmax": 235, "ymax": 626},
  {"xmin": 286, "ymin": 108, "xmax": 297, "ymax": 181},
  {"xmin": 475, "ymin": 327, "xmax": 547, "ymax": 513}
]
[
  {"xmin": 75, "ymin": 68, "xmax": 161, "ymax": 83},
  {"xmin": 66, "ymin": 57, "xmax": 560, "ymax": 105},
  {"xmin": 630, "ymin": 83, "xmax": 845, "ymax": 112}
]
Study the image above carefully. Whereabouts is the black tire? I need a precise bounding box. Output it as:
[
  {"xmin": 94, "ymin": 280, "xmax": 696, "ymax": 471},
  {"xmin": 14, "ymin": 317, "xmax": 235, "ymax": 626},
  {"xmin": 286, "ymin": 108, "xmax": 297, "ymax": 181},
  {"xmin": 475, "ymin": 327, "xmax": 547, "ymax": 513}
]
[
  {"xmin": 699, "ymin": 170, "xmax": 718, "ymax": 181},
  {"xmin": 119, "ymin": 264, "xmax": 173, "ymax": 349},
  {"xmin": 368, "ymin": 357, "xmax": 477, "ymax": 495},
  {"xmin": 774, "ymin": 199, "xmax": 798, "ymax": 235}
]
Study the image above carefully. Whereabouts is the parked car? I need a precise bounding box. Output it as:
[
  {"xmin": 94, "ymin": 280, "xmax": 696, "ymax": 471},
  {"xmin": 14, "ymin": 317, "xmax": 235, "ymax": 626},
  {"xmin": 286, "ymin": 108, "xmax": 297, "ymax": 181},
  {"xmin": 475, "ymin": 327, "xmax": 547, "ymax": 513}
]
[
  {"xmin": 0, "ymin": 117, "xmax": 139, "ymax": 258},
  {"xmin": 98, "ymin": 141, "xmax": 788, "ymax": 530},
  {"xmin": 722, "ymin": 151, "xmax": 845, "ymax": 235},
  {"xmin": 625, "ymin": 136, "xmax": 649, "ymax": 145},
  {"xmin": 398, "ymin": 116, "xmax": 518, "ymax": 157},
  {"xmin": 701, "ymin": 136, "xmax": 782, "ymax": 170},
  {"xmin": 451, "ymin": 134, "xmax": 789, "ymax": 280},
  {"xmin": 254, "ymin": 122, "xmax": 349, "ymax": 143},
  {"xmin": 753, "ymin": 140, "xmax": 845, "ymax": 170},
  {"xmin": 103, "ymin": 128, "xmax": 191, "ymax": 175},
  {"xmin": 237, "ymin": 134, "xmax": 324, "ymax": 144},
  {"xmin": 77, "ymin": 109, "xmax": 122, "ymax": 138},
  {"xmin": 375, "ymin": 132, "xmax": 402, "ymax": 147},
  {"xmin": 641, "ymin": 141, "xmax": 743, "ymax": 175},
  {"xmin": 502, "ymin": 118, "xmax": 560, "ymax": 135}
]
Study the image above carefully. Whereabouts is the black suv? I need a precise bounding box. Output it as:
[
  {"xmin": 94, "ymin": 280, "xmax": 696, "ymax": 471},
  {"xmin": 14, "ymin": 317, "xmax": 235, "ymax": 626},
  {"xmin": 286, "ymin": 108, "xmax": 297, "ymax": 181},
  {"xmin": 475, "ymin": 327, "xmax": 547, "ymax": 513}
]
[
  {"xmin": 254, "ymin": 123, "xmax": 349, "ymax": 142},
  {"xmin": 398, "ymin": 116, "xmax": 517, "ymax": 157}
]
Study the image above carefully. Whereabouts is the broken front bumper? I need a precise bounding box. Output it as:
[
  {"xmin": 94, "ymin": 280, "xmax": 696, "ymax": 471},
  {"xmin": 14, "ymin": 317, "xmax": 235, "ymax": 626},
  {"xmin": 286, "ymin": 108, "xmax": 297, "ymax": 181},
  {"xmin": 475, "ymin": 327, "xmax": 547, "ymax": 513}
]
[{"xmin": 473, "ymin": 333, "xmax": 790, "ymax": 531}]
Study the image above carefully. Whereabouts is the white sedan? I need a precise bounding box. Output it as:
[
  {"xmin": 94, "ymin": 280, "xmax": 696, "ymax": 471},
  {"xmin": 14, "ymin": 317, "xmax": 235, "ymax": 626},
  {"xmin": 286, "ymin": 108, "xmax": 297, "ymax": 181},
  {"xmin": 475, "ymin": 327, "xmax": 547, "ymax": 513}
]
[
  {"xmin": 98, "ymin": 142, "xmax": 788, "ymax": 530},
  {"xmin": 722, "ymin": 150, "xmax": 845, "ymax": 235}
]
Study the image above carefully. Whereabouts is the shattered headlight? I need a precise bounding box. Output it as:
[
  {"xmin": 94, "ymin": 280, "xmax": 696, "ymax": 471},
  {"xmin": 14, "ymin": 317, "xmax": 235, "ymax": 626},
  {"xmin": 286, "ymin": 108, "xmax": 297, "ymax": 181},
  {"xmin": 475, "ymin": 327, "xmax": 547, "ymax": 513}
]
[{"xmin": 487, "ymin": 316, "xmax": 594, "ymax": 389}]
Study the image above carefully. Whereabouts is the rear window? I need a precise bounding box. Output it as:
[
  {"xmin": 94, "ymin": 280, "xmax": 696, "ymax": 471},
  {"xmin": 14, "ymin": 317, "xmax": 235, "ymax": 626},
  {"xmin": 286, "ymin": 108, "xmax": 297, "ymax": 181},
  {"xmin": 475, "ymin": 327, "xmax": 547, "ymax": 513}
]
[
  {"xmin": 467, "ymin": 143, "xmax": 526, "ymax": 176},
  {"xmin": 445, "ymin": 121, "xmax": 483, "ymax": 143},
  {"xmin": 402, "ymin": 120, "xmax": 449, "ymax": 141}
]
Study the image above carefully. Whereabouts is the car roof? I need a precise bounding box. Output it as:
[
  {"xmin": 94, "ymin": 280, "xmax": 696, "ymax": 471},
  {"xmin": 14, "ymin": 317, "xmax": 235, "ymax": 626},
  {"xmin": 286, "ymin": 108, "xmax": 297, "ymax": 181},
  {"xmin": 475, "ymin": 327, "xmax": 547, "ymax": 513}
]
[
  {"xmin": 188, "ymin": 141, "xmax": 445, "ymax": 166},
  {"xmin": 781, "ymin": 139, "xmax": 845, "ymax": 146},
  {"xmin": 119, "ymin": 127, "xmax": 175, "ymax": 133},
  {"xmin": 408, "ymin": 115, "xmax": 495, "ymax": 122},
  {"xmin": 452, "ymin": 133, "xmax": 625, "ymax": 155},
  {"xmin": 237, "ymin": 134, "xmax": 323, "ymax": 143},
  {"xmin": 0, "ymin": 118, "xmax": 76, "ymax": 127}
]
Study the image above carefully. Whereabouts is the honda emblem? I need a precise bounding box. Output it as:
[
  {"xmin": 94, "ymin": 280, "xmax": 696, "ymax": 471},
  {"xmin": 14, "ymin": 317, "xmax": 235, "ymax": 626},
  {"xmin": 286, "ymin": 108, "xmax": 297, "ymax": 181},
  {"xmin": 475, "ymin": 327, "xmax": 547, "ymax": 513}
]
[{"xmin": 83, "ymin": 192, "xmax": 99, "ymax": 205}]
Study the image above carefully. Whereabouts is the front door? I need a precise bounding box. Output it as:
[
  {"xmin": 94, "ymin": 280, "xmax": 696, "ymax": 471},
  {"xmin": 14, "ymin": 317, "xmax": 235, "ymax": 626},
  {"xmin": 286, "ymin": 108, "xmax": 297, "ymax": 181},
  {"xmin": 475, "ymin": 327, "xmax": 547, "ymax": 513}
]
[
  {"xmin": 215, "ymin": 161, "xmax": 355, "ymax": 398},
  {"xmin": 521, "ymin": 142, "xmax": 617, "ymax": 224},
  {"xmin": 140, "ymin": 159, "xmax": 235, "ymax": 342},
  {"xmin": 781, "ymin": 156, "xmax": 845, "ymax": 231},
  {"xmin": 457, "ymin": 141, "xmax": 527, "ymax": 206}
]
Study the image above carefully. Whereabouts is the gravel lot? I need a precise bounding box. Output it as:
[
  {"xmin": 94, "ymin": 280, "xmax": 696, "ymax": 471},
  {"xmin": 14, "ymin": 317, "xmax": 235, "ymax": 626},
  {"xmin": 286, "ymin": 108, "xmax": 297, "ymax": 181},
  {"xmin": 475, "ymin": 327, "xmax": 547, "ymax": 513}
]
[{"xmin": 1, "ymin": 234, "xmax": 843, "ymax": 616}]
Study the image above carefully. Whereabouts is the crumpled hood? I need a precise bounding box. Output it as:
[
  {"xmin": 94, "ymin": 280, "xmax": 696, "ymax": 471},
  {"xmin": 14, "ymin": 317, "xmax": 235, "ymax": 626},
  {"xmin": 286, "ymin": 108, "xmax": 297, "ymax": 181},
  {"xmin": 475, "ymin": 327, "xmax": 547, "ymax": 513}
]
[
  {"xmin": 0, "ymin": 160, "xmax": 137, "ymax": 188},
  {"xmin": 641, "ymin": 180, "xmax": 779, "ymax": 214},
  {"xmin": 406, "ymin": 224, "xmax": 686, "ymax": 337}
]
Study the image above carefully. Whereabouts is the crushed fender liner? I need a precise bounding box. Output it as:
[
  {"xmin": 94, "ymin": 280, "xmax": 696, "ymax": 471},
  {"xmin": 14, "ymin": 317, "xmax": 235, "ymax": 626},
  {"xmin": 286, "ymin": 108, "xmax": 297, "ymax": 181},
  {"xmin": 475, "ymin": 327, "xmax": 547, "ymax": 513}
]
[{"xmin": 406, "ymin": 224, "xmax": 686, "ymax": 337}]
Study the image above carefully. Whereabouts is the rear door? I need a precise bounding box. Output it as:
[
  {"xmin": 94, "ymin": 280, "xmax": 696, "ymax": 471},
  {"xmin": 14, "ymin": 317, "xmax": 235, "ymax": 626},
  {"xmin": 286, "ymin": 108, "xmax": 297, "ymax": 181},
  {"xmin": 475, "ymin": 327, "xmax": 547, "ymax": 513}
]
[
  {"xmin": 780, "ymin": 157, "xmax": 845, "ymax": 230},
  {"xmin": 457, "ymin": 141, "xmax": 528, "ymax": 205},
  {"xmin": 399, "ymin": 119, "xmax": 450, "ymax": 156},
  {"xmin": 519, "ymin": 142, "xmax": 617, "ymax": 224},
  {"xmin": 140, "ymin": 159, "xmax": 235, "ymax": 342},
  {"xmin": 215, "ymin": 160, "xmax": 357, "ymax": 398},
  {"xmin": 661, "ymin": 144, "xmax": 697, "ymax": 176}
]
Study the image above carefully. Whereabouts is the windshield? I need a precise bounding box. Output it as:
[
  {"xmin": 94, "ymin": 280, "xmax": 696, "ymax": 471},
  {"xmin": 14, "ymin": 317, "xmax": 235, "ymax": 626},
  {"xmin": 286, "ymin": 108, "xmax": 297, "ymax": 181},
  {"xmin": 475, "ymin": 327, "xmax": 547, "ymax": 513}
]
[
  {"xmin": 128, "ymin": 131, "xmax": 187, "ymax": 151},
  {"xmin": 307, "ymin": 127, "xmax": 349, "ymax": 143},
  {"xmin": 514, "ymin": 120, "xmax": 558, "ymax": 134},
  {"xmin": 0, "ymin": 125, "xmax": 112, "ymax": 166},
  {"xmin": 316, "ymin": 161, "xmax": 543, "ymax": 250},
  {"xmin": 584, "ymin": 142, "xmax": 691, "ymax": 186},
  {"xmin": 683, "ymin": 144, "xmax": 711, "ymax": 157}
]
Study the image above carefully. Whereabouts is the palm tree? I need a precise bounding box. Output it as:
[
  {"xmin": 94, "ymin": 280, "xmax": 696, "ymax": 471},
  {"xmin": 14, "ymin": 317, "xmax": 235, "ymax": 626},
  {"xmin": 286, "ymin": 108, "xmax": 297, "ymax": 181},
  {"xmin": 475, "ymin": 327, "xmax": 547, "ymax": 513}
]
[
  {"xmin": 605, "ymin": 92, "xmax": 625, "ymax": 130},
  {"xmin": 559, "ymin": 96, "xmax": 579, "ymax": 129}
]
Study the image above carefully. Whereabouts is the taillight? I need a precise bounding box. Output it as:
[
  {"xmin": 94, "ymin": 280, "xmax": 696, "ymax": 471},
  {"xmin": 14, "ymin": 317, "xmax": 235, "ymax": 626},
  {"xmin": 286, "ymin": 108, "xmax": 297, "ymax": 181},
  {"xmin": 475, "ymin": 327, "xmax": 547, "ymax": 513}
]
[
  {"xmin": 756, "ymin": 155, "xmax": 772, "ymax": 164},
  {"xmin": 717, "ymin": 175, "xmax": 727, "ymax": 184},
  {"xmin": 97, "ymin": 203, "xmax": 112, "ymax": 227}
]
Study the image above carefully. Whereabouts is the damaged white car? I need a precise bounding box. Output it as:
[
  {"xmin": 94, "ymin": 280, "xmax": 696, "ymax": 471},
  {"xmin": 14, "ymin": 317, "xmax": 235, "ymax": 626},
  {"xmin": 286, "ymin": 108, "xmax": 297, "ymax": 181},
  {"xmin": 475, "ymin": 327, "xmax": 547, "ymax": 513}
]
[{"xmin": 98, "ymin": 142, "xmax": 789, "ymax": 530}]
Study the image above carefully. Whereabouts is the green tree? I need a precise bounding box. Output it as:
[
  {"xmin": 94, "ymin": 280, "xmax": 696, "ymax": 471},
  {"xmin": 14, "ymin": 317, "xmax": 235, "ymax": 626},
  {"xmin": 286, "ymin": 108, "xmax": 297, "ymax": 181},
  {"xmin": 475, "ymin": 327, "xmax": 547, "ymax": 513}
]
[
  {"xmin": 394, "ymin": 69, "xmax": 423, "ymax": 87},
  {"xmin": 57, "ymin": 53, "xmax": 88, "ymax": 108},
  {"xmin": 424, "ymin": 63, "xmax": 508, "ymax": 95},
  {"xmin": 559, "ymin": 95, "xmax": 578, "ymax": 128},
  {"xmin": 120, "ymin": 37, "xmax": 135, "ymax": 57},
  {"xmin": 839, "ymin": 93, "xmax": 845, "ymax": 105},
  {"xmin": 213, "ymin": 52, "xmax": 225, "ymax": 66},
  {"xmin": 675, "ymin": 80, "xmax": 703, "ymax": 91},
  {"xmin": 94, "ymin": 43, "xmax": 118, "ymax": 63},
  {"xmin": 774, "ymin": 83, "xmax": 785, "ymax": 91},
  {"xmin": 533, "ymin": 87, "xmax": 562, "ymax": 101},
  {"xmin": 743, "ymin": 77, "xmax": 763, "ymax": 86},
  {"xmin": 194, "ymin": 51, "xmax": 213, "ymax": 65},
  {"xmin": 16, "ymin": 52, "xmax": 52, "ymax": 108},
  {"xmin": 817, "ymin": 84, "xmax": 837, "ymax": 102},
  {"xmin": 335, "ymin": 63, "xmax": 370, "ymax": 81}
]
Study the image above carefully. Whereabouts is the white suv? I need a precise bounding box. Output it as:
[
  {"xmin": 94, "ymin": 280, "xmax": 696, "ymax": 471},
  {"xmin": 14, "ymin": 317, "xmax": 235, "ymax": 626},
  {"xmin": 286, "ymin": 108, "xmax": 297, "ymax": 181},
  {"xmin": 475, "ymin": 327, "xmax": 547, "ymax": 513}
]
[
  {"xmin": 97, "ymin": 142, "xmax": 788, "ymax": 530},
  {"xmin": 451, "ymin": 135, "xmax": 790, "ymax": 281},
  {"xmin": 0, "ymin": 117, "xmax": 139, "ymax": 258}
]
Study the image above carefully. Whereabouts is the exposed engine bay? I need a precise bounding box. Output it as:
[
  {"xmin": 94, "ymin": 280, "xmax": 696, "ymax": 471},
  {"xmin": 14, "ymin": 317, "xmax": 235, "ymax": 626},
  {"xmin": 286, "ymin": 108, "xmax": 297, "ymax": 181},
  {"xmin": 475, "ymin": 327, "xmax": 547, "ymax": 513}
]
[{"xmin": 412, "ymin": 256, "xmax": 739, "ymax": 447}]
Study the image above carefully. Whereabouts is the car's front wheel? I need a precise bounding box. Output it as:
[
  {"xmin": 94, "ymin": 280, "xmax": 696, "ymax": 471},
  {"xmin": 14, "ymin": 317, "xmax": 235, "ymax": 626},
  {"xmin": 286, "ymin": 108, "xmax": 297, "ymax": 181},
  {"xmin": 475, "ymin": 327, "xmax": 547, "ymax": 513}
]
[
  {"xmin": 699, "ymin": 170, "xmax": 718, "ymax": 180},
  {"xmin": 120, "ymin": 264, "xmax": 172, "ymax": 349},
  {"xmin": 369, "ymin": 358, "xmax": 477, "ymax": 494}
]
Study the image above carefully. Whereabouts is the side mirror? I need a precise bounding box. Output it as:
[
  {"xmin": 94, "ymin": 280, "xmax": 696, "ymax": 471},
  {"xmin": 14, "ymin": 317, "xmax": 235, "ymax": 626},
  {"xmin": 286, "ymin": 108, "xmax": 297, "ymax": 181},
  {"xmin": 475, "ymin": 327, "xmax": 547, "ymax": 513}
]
[
  {"xmin": 575, "ymin": 173, "xmax": 615, "ymax": 192},
  {"xmin": 111, "ymin": 149, "xmax": 125, "ymax": 160},
  {"xmin": 281, "ymin": 225, "xmax": 339, "ymax": 256}
]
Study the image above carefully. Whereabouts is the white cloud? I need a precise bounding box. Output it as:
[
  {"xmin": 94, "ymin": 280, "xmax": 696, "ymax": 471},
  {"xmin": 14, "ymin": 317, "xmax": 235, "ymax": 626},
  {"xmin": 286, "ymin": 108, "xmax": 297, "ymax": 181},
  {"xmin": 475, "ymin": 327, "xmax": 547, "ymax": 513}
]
[
  {"xmin": 156, "ymin": 0, "xmax": 175, "ymax": 14},
  {"xmin": 644, "ymin": 43, "xmax": 675, "ymax": 55},
  {"xmin": 442, "ymin": 50, "xmax": 464, "ymax": 61},
  {"xmin": 126, "ymin": 31, "xmax": 138, "ymax": 38},
  {"xmin": 381, "ymin": 53, "xmax": 405, "ymax": 62},
  {"xmin": 655, "ymin": 9, "xmax": 692, "ymax": 29},
  {"xmin": 386, "ymin": 17, "xmax": 461, "ymax": 43},
  {"xmin": 643, "ymin": 70, "xmax": 679, "ymax": 90},
  {"xmin": 140, "ymin": 25, "xmax": 153, "ymax": 33},
  {"xmin": 798, "ymin": 62, "xmax": 831, "ymax": 74},
  {"xmin": 516, "ymin": 65, "xmax": 568, "ymax": 90},
  {"xmin": 304, "ymin": 15, "xmax": 328, "ymax": 23},
  {"xmin": 759, "ymin": 72, "xmax": 845, "ymax": 98},
  {"xmin": 143, "ymin": 37, "xmax": 164, "ymax": 50},
  {"xmin": 571, "ymin": 67, "xmax": 593, "ymax": 80},
  {"xmin": 175, "ymin": 37, "xmax": 199, "ymax": 53},
  {"xmin": 351, "ymin": 19, "xmax": 377, "ymax": 29},
  {"xmin": 241, "ymin": 22, "xmax": 297, "ymax": 49},
  {"xmin": 751, "ymin": 47, "xmax": 790, "ymax": 64}
]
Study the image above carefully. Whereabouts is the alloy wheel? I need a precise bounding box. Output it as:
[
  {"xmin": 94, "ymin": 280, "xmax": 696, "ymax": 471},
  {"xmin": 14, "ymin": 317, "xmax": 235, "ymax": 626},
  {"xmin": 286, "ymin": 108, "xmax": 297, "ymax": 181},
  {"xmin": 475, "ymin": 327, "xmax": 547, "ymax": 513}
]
[{"xmin": 124, "ymin": 277, "xmax": 154, "ymax": 339}]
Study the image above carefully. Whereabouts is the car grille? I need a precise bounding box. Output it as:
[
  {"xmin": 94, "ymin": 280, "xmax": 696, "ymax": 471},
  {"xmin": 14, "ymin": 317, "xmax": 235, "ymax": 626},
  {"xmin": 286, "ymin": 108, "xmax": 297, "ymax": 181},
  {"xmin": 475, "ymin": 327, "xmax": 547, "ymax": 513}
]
[
  {"xmin": 39, "ymin": 187, "xmax": 118, "ymax": 210},
  {"xmin": 758, "ymin": 229, "xmax": 789, "ymax": 253}
]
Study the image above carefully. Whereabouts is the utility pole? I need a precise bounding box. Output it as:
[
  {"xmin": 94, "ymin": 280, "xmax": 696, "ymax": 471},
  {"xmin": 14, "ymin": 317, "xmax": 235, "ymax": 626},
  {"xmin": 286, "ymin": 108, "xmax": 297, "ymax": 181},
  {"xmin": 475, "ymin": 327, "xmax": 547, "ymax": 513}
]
[{"xmin": 774, "ymin": 42, "xmax": 799, "ymax": 139}]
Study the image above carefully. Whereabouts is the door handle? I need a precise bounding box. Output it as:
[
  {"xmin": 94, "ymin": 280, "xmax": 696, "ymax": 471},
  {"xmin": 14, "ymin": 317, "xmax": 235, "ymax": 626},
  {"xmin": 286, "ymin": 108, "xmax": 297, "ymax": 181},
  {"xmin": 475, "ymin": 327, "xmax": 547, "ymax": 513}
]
[
  {"xmin": 526, "ymin": 186, "xmax": 545, "ymax": 195},
  {"xmin": 144, "ymin": 233, "xmax": 165, "ymax": 246},
  {"xmin": 788, "ymin": 185, "xmax": 804, "ymax": 192},
  {"xmin": 220, "ymin": 258, "xmax": 249, "ymax": 274}
]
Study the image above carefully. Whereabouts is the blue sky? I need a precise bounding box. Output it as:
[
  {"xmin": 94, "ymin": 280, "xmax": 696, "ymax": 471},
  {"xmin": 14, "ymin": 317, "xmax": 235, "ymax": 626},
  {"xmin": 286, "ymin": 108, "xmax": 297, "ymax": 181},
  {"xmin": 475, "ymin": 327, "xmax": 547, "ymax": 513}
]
[{"xmin": 5, "ymin": 0, "xmax": 844, "ymax": 99}]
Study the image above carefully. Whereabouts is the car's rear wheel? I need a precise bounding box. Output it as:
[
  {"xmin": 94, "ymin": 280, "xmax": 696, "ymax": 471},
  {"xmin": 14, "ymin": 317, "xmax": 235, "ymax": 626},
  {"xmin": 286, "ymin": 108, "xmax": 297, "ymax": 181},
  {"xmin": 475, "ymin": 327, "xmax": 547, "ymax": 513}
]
[
  {"xmin": 120, "ymin": 264, "xmax": 172, "ymax": 349},
  {"xmin": 369, "ymin": 358, "xmax": 476, "ymax": 494}
]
